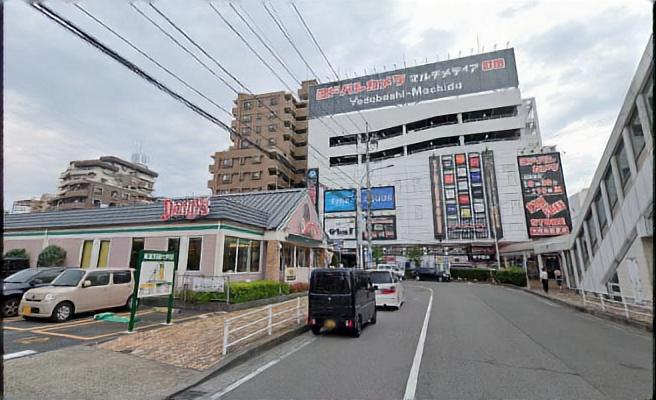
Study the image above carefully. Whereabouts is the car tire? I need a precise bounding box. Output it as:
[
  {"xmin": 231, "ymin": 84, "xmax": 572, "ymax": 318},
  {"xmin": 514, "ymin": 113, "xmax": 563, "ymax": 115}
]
[
  {"xmin": 51, "ymin": 301, "xmax": 74, "ymax": 323},
  {"xmin": 3, "ymin": 298, "xmax": 20, "ymax": 317},
  {"xmin": 438, "ymin": 276, "xmax": 443, "ymax": 282},
  {"xmin": 125, "ymin": 296, "xmax": 134, "ymax": 311},
  {"xmin": 370, "ymin": 308, "xmax": 377, "ymax": 325},
  {"xmin": 352, "ymin": 316, "xmax": 362, "ymax": 338},
  {"xmin": 311, "ymin": 325, "xmax": 321, "ymax": 335}
]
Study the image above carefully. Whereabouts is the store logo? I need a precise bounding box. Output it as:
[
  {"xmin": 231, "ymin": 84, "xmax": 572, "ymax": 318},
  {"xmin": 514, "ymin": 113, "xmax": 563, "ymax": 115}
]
[{"xmin": 161, "ymin": 197, "xmax": 210, "ymax": 221}]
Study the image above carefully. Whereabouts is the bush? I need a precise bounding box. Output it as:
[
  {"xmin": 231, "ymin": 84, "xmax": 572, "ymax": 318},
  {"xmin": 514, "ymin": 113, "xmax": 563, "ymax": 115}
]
[
  {"xmin": 289, "ymin": 282, "xmax": 309, "ymax": 293},
  {"xmin": 227, "ymin": 280, "xmax": 290, "ymax": 303},
  {"xmin": 494, "ymin": 267, "xmax": 527, "ymax": 287},
  {"xmin": 450, "ymin": 268, "xmax": 491, "ymax": 281},
  {"xmin": 4, "ymin": 248, "xmax": 29, "ymax": 259},
  {"xmin": 37, "ymin": 245, "xmax": 66, "ymax": 267}
]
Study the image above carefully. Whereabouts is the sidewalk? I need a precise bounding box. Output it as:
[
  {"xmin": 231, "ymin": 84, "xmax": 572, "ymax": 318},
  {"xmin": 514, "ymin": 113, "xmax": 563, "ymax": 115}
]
[{"xmin": 4, "ymin": 296, "xmax": 308, "ymax": 400}]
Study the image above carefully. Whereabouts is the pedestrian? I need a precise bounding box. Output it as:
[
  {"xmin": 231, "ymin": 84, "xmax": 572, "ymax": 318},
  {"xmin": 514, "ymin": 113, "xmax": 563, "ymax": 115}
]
[
  {"xmin": 540, "ymin": 268, "xmax": 549, "ymax": 293},
  {"xmin": 554, "ymin": 269, "xmax": 563, "ymax": 292}
]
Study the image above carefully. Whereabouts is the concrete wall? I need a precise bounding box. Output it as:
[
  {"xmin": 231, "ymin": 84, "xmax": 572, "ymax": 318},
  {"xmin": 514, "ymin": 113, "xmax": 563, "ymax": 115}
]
[
  {"xmin": 47, "ymin": 238, "xmax": 84, "ymax": 267},
  {"xmin": 108, "ymin": 237, "xmax": 132, "ymax": 268},
  {"xmin": 144, "ymin": 237, "xmax": 168, "ymax": 251}
]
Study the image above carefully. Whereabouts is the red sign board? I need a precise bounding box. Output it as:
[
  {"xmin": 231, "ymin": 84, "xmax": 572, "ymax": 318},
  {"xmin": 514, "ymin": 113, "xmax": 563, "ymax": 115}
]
[{"xmin": 160, "ymin": 198, "xmax": 211, "ymax": 221}]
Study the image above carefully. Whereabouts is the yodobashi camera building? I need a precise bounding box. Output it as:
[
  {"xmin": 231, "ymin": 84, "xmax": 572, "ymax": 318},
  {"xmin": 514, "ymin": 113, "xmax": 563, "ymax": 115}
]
[{"xmin": 307, "ymin": 48, "xmax": 569, "ymax": 267}]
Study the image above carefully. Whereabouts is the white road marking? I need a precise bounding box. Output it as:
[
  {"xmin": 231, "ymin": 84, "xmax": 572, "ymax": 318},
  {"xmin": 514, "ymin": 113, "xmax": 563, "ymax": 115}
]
[
  {"xmin": 535, "ymin": 297, "xmax": 560, "ymax": 308},
  {"xmin": 208, "ymin": 337, "xmax": 316, "ymax": 399},
  {"xmin": 403, "ymin": 286, "xmax": 434, "ymax": 400},
  {"xmin": 4, "ymin": 350, "xmax": 37, "ymax": 360}
]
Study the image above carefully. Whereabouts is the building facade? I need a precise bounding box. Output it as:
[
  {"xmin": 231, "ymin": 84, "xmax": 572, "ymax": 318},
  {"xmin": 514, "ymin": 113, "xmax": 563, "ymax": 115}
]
[
  {"xmin": 4, "ymin": 189, "xmax": 328, "ymax": 285},
  {"xmin": 307, "ymin": 49, "xmax": 560, "ymax": 267},
  {"xmin": 11, "ymin": 194, "xmax": 53, "ymax": 214},
  {"xmin": 208, "ymin": 82, "xmax": 315, "ymax": 194},
  {"xmin": 50, "ymin": 156, "xmax": 158, "ymax": 211}
]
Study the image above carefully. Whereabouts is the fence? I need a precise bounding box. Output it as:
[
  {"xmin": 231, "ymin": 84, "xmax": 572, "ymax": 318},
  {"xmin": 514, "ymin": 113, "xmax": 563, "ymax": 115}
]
[
  {"xmin": 222, "ymin": 297, "xmax": 306, "ymax": 355},
  {"xmin": 578, "ymin": 288, "xmax": 653, "ymax": 321},
  {"xmin": 177, "ymin": 274, "xmax": 231, "ymax": 303}
]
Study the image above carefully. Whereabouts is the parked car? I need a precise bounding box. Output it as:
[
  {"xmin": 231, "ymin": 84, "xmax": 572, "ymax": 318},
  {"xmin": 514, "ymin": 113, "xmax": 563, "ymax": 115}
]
[
  {"xmin": 376, "ymin": 264, "xmax": 404, "ymax": 280},
  {"xmin": 2, "ymin": 267, "xmax": 67, "ymax": 317},
  {"xmin": 308, "ymin": 268, "xmax": 376, "ymax": 337},
  {"xmin": 19, "ymin": 268, "xmax": 134, "ymax": 322},
  {"xmin": 415, "ymin": 265, "xmax": 451, "ymax": 282},
  {"xmin": 2, "ymin": 257, "xmax": 30, "ymax": 280},
  {"xmin": 370, "ymin": 270, "xmax": 404, "ymax": 309}
]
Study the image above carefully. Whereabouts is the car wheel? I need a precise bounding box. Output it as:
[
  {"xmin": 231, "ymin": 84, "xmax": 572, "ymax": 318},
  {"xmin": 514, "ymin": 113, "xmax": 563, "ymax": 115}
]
[
  {"xmin": 311, "ymin": 325, "xmax": 321, "ymax": 335},
  {"xmin": 3, "ymin": 298, "xmax": 20, "ymax": 317},
  {"xmin": 370, "ymin": 308, "xmax": 377, "ymax": 325},
  {"xmin": 125, "ymin": 295, "xmax": 134, "ymax": 311},
  {"xmin": 352, "ymin": 316, "xmax": 362, "ymax": 337},
  {"xmin": 438, "ymin": 276, "xmax": 443, "ymax": 282},
  {"xmin": 51, "ymin": 302, "xmax": 74, "ymax": 323}
]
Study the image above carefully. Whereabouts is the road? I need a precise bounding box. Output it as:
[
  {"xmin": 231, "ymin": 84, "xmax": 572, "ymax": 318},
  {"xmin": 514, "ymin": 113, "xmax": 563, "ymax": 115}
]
[{"xmin": 174, "ymin": 282, "xmax": 652, "ymax": 400}]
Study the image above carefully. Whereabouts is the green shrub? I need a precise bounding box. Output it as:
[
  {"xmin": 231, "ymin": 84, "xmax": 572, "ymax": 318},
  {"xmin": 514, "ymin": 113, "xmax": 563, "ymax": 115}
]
[
  {"xmin": 451, "ymin": 268, "xmax": 491, "ymax": 281},
  {"xmin": 494, "ymin": 267, "xmax": 527, "ymax": 287},
  {"xmin": 289, "ymin": 282, "xmax": 309, "ymax": 293},
  {"xmin": 4, "ymin": 248, "xmax": 29, "ymax": 259},
  {"xmin": 37, "ymin": 245, "xmax": 66, "ymax": 267},
  {"xmin": 227, "ymin": 280, "xmax": 290, "ymax": 303}
]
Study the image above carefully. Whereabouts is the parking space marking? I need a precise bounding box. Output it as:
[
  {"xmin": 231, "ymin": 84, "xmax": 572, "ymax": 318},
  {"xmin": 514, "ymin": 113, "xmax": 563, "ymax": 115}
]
[
  {"xmin": 4, "ymin": 350, "xmax": 37, "ymax": 360},
  {"xmin": 36, "ymin": 310, "xmax": 155, "ymax": 332},
  {"xmin": 15, "ymin": 336, "xmax": 50, "ymax": 344}
]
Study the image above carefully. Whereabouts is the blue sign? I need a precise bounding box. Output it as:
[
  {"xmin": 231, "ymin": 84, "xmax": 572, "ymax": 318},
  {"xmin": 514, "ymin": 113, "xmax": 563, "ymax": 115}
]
[
  {"xmin": 324, "ymin": 189, "xmax": 357, "ymax": 213},
  {"xmin": 361, "ymin": 186, "xmax": 396, "ymax": 210}
]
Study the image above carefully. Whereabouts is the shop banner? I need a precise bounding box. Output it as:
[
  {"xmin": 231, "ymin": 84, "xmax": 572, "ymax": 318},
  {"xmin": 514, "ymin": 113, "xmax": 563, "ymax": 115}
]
[
  {"xmin": 363, "ymin": 216, "xmax": 397, "ymax": 240},
  {"xmin": 324, "ymin": 189, "xmax": 357, "ymax": 213},
  {"xmin": 361, "ymin": 186, "xmax": 396, "ymax": 210},
  {"xmin": 517, "ymin": 152, "xmax": 572, "ymax": 237},
  {"xmin": 324, "ymin": 217, "xmax": 357, "ymax": 240},
  {"xmin": 307, "ymin": 169, "xmax": 319, "ymax": 213}
]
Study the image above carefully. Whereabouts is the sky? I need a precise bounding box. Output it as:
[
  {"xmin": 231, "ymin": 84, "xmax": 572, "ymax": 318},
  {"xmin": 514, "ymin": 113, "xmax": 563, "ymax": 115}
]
[{"xmin": 3, "ymin": 0, "xmax": 652, "ymax": 209}]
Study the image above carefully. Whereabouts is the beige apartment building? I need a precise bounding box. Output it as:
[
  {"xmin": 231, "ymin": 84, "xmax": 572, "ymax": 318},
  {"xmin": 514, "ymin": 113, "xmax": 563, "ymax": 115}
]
[
  {"xmin": 208, "ymin": 81, "xmax": 315, "ymax": 194},
  {"xmin": 50, "ymin": 156, "xmax": 158, "ymax": 211}
]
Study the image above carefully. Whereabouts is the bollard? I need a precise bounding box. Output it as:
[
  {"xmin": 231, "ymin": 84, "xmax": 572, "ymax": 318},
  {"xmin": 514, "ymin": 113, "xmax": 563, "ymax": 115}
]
[{"xmin": 222, "ymin": 320, "xmax": 230, "ymax": 356}]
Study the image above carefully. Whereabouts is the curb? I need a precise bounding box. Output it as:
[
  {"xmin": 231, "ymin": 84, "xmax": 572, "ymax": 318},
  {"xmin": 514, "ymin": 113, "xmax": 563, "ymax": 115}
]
[
  {"xmin": 163, "ymin": 324, "xmax": 309, "ymax": 399},
  {"xmin": 500, "ymin": 283, "xmax": 653, "ymax": 332}
]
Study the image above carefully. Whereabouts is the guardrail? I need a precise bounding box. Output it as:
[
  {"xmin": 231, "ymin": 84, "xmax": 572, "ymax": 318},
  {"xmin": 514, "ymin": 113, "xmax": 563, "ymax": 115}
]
[
  {"xmin": 222, "ymin": 297, "xmax": 306, "ymax": 356},
  {"xmin": 579, "ymin": 288, "xmax": 652, "ymax": 320}
]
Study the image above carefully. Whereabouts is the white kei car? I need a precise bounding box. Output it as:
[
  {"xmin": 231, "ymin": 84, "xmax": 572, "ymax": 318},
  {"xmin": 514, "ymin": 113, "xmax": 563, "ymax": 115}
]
[
  {"xmin": 376, "ymin": 264, "xmax": 404, "ymax": 280},
  {"xmin": 370, "ymin": 270, "xmax": 404, "ymax": 309}
]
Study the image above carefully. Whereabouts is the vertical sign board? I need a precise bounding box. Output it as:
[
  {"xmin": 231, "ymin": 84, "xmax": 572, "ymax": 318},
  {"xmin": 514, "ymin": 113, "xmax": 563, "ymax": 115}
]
[
  {"xmin": 128, "ymin": 250, "xmax": 178, "ymax": 332},
  {"xmin": 324, "ymin": 189, "xmax": 357, "ymax": 213},
  {"xmin": 363, "ymin": 216, "xmax": 397, "ymax": 240},
  {"xmin": 517, "ymin": 153, "xmax": 572, "ymax": 237},
  {"xmin": 307, "ymin": 169, "xmax": 319, "ymax": 213},
  {"xmin": 429, "ymin": 156, "xmax": 445, "ymax": 239},
  {"xmin": 482, "ymin": 150, "xmax": 503, "ymax": 239}
]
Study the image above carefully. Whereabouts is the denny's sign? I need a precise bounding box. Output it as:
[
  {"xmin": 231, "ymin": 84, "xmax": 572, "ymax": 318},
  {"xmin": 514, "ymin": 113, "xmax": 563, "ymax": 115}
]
[{"xmin": 160, "ymin": 197, "xmax": 211, "ymax": 221}]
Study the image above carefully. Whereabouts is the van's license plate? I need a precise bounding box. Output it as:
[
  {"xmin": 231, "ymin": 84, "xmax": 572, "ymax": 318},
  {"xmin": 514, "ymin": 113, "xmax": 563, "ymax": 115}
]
[
  {"xmin": 21, "ymin": 305, "xmax": 30, "ymax": 315},
  {"xmin": 324, "ymin": 319, "xmax": 336, "ymax": 330}
]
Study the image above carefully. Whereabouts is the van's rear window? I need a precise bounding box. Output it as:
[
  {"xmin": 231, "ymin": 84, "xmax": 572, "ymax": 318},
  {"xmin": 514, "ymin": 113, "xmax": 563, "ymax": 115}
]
[
  {"xmin": 370, "ymin": 271, "xmax": 393, "ymax": 284},
  {"xmin": 312, "ymin": 273, "xmax": 350, "ymax": 294}
]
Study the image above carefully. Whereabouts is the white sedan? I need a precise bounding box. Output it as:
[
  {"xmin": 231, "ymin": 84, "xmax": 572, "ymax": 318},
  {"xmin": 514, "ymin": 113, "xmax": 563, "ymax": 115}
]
[{"xmin": 370, "ymin": 270, "xmax": 404, "ymax": 309}]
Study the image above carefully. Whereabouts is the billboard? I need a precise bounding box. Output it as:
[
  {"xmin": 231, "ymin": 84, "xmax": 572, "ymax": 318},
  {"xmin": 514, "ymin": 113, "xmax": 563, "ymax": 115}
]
[
  {"xmin": 363, "ymin": 216, "xmax": 397, "ymax": 240},
  {"xmin": 429, "ymin": 152, "xmax": 501, "ymax": 241},
  {"xmin": 324, "ymin": 189, "xmax": 357, "ymax": 213},
  {"xmin": 517, "ymin": 153, "xmax": 572, "ymax": 237},
  {"xmin": 361, "ymin": 186, "xmax": 396, "ymax": 210},
  {"xmin": 309, "ymin": 49, "xmax": 518, "ymax": 118},
  {"xmin": 324, "ymin": 217, "xmax": 357, "ymax": 240},
  {"xmin": 307, "ymin": 169, "xmax": 319, "ymax": 213}
]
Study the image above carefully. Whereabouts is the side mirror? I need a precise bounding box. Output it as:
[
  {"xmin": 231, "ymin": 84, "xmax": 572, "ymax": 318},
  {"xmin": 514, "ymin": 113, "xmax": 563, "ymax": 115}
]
[{"xmin": 82, "ymin": 280, "xmax": 92, "ymax": 288}]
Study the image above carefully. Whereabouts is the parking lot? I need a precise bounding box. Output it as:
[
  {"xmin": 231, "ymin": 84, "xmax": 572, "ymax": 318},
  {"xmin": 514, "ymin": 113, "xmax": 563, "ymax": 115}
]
[{"xmin": 3, "ymin": 307, "xmax": 211, "ymax": 358}]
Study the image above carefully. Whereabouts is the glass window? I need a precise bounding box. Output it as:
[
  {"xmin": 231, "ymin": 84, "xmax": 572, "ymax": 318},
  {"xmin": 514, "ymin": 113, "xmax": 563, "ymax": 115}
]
[
  {"xmin": 241, "ymin": 127, "xmax": 252, "ymax": 135},
  {"xmin": 603, "ymin": 168, "xmax": 618, "ymax": 210},
  {"xmin": 250, "ymin": 241, "xmax": 261, "ymax": 272},
  {"xmin": 268, "ymin": 124, "xmax": 277, "ymax": 132},
  {"xmin": 586, "ymin": 214, "xmax": 598, "ymax": 252},
  {"xmin": 370, "ymin": 271, "xmax": 393, "ymax": 284},
  {"xmin": 86, "ymin": 271, "xmax": 110, "ymax": 286},
  {"xmin": 614, "ymin": 141, "xmax": 631, "ymax": 187},
  {"xmin": 594, "ymin": 193, "xmax": 607, "ymax": 235},
  {"xmin": 241, "ymin": 114, "xmax": 252, "ymax": 123},
  {"xmin": 222, "ymin": 237, "xmax": 238, "ymax": 273},
  {"xmin": 580, "ymin": 233, "xmax": 590, "ymax": 267},
  {"xmin": 80, "ymin": 240, "xmax": 94, "ymax": 268},
  {"xmin": 113, "ymin": 271, "xmax": 131, "ymax": 284},
  {"xmin": 33, "ymin": 269, "xmax": 64, "ymax": 284},
  {"xmin": 97, "ymin": 240, "xmax": 110, "ymax": 268},
  {"xmin": 311, "ymin": 272, "xmax": 350, "ymax": 294},
  {"xmin": 243, "ymin": 100, "xmax": 253, "ymax": 110},
  {"xmin": 168, "ymin": 238, "xmax": 180, "ymax": 261},
  {"xmin": 628, "ymin": 111, "xmax": 646, "ymax": 158},
  {"xmin": 187, "ymin": 238, "xmax": 202, "ymax": 271},
  {"xmin": 236, "ymin": 239, "xmax": 249, "ymax": 272},
  {"xmin": 270, "ymin": 97, "xmax": 278, "ymax": 106},
  {"xmin": 252, "ymin": 171, "xmax": 261, "ymax": 180},
  {"xmin": 644, "ymin": 80, "xmax": 653, "ymax": 123},
  {"xmin": 52, "ymin": 269, "xmax": 86, "ymax": 287},
  {"xmin": 222, "ymin": 236, "xmax": 261, "ymax": 273},
  {"xmin": 129, "ymin": 238, "xmax": 144, "ymax": 270}
]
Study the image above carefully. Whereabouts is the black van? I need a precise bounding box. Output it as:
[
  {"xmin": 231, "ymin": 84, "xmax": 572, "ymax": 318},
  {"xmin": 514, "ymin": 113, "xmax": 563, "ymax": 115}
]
[{"xmin": 308, "ymin": 268, "xmax": 376, "ymax": 337}]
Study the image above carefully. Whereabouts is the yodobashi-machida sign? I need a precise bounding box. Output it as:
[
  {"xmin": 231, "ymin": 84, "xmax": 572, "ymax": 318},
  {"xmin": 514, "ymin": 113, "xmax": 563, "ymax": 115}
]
[
  {"xmin": 324, "ymin": 217, "xmax": 357, "ymax": 240},
  {"xmin": 161, "ymin": 197, "xmax": 210, "ymax": 221},
  {"xmin": 324, "ymin": 189, "xmax": 357, "ymax": 213},
  {"xmin": 138, "ymin": 252, "xmax": 176, "ymax": 298},
  {"xmin": 307, "ymin": 169, "xmax": 319, "ymax": 212},
  {"xmin": 517, "ymin": 153, "xmax": 572, "ymax": 237},
  {"xmin": 309, "ymin": 49, "xmax": 518, "ymax": 118},
  {"xmin": 361, "ymin": 186, "xmax": 396, "ymax": 210}
]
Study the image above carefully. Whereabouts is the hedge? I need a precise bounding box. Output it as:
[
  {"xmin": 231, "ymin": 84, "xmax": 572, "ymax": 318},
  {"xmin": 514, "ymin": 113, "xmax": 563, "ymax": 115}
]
[
  {"xmin": 450, "ymin": 268, "xmax": 491, "ymax": 281},
  {"xmin": 179, "ymin": 280, "xmax": 291, "ymax": 304},
  {"xmin": 494, "ymin": 267, "xmax": 527, "ymax": 287}
]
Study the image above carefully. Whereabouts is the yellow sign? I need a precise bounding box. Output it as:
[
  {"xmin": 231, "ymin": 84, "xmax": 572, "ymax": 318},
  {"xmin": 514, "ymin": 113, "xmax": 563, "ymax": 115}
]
[{"xmin": 21, "ymin": 305, "xmax": 30, "ymax": 316}]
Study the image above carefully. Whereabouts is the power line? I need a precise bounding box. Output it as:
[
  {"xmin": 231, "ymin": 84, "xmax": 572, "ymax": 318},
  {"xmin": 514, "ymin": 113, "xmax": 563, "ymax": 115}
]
[{"xmin": 289, "ymin": 1, "xmax": 338, "ymax": 81}]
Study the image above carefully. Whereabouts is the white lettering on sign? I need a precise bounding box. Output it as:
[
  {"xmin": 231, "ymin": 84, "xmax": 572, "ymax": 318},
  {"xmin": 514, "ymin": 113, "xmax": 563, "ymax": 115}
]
[{"xmin": 161, "ymin": 197, "xmax": 211, "ymax": 221}]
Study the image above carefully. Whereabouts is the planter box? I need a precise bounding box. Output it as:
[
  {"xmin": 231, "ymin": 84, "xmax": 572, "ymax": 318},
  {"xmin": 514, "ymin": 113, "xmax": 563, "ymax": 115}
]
[{"xmin": 140, "ymin": 292, "xmax": 307, "ymax": 313}]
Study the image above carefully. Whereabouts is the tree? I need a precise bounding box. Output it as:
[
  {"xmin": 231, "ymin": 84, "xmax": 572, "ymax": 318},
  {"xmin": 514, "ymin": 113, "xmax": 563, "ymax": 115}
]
[
  {"xmin": 330, "ymin": 253, "xmax": 339, "ymax": 267},
  {"xmin": 37, "ymin": 245, "xmax": 67, "ymax": 267},
  {"xmin": 4, "ymin": 248, "xmax": 29, "ymax": 259},
  {"xmin": 372, "ymin": 247, "xmax": 383, "ymax": 266},
  {"xmin": 407, "ymin": 246, "xmax": 423, "ymax": 268}
]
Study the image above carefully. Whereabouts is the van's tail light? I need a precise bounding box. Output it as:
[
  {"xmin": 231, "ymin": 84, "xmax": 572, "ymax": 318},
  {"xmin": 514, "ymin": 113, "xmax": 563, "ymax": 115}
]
[
  {"xmin": 308, "ymin": 318, "xmax": 316, "ymax": 325},
  {"xmin": 381, "ymin": 286, "xmax": 396, "ymax": 294},
  {"xmin": 345, "ymin": 320, "xmax": 354, "ymax": 328}
]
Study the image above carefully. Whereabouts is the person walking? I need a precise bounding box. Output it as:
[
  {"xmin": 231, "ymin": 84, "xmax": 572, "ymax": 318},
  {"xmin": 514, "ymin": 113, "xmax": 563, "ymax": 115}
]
[
  {"xmin": 554, "ymin": 269, "xmax": 563, "ymax": 292},
  {"xmin": 540, "ymin": 268, "xmax": 549, "ymax": 293}
]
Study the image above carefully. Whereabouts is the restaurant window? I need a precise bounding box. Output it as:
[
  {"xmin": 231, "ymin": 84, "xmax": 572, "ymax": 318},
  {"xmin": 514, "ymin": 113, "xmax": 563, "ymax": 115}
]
[
  {"xmin": 97, "ymin": 240, "xmax": 111, "ymax": 268},
  {"xmin": 187, "ymin": 237, "xmax": 202, "ymax": 271},
  {"xmin": 628, "ymin": 110, "xmax": 646, "ymax": 159},
  {"xmin": 603, "ymin": 167, "xmax": 618, "ymax": 211},
  {"xmin": 168, "ymin": 238, "xmax": 180, "ymax": 261},
  {"xmin": 129, "ymin": 238, "xmax": 145, "ymax": 270},
  {"xmin": 222, "ymin": 236, "xmax": 261, "ymax": 273},
  {"xmin": 613, "ymin": 140, "xmax": 631, "ymax": 187},
  {"xmin": 594, "ymin": 193, "xmax": 607, "ymax": 236},
  {"xmin": 80, "ymin": 240, "xmax": 94, "ymax": 269}
]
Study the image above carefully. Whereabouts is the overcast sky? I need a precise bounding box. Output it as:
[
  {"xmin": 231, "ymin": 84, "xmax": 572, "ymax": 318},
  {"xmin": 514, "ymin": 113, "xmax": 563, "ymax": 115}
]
[{"xmin": 4, "ymin": 0, "xmax": 652, "ymax": 209}]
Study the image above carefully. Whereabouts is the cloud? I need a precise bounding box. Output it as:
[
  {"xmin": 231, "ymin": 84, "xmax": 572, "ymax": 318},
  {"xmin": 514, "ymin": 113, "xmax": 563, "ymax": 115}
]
[{"xmin": 498, "ymin": 1, "xmax": 538, "ymax": 19}]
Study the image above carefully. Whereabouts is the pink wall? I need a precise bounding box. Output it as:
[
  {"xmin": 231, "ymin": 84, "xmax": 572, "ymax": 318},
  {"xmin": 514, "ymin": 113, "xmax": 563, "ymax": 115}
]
[
  {"xmin": 108, "ymin": 237, "xmax": 132, "ymax": 268},
  {"xmin": 201, "ymin": 234, "xmax": 216, "ymax": 275},
  {"xmin": 4, "ymin": 238, "xmax": 44, "ymax": 268},
  {"xmin": 145, "ymin": 237, "xmax": 168, "ymax": 251},
  {"xmin": 48, "ymin": 238, "xmax": 83, "ymax": 267}
]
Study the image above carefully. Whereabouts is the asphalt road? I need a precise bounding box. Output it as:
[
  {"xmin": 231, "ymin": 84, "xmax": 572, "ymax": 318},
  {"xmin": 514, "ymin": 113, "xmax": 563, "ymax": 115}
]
[{"xmin": 175, "ymin": 282, "xmax": 653, "ymax": 400}]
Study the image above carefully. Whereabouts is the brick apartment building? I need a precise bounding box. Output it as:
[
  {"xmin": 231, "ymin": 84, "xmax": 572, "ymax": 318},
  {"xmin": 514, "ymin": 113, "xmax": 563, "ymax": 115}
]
[{"xmin": 208, "ymin": 81, "xmax": 315, "ymax": 194}]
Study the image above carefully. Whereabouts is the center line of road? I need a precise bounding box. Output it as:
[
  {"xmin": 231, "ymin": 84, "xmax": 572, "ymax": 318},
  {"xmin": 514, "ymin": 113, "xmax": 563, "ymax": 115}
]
[
  {"xmin": 208, "ymin": 337, "xmax": 316, "ymax": 400},
  {"xmin": 403, "ymin": 286, "xmax": 434, "ymax": 400}
]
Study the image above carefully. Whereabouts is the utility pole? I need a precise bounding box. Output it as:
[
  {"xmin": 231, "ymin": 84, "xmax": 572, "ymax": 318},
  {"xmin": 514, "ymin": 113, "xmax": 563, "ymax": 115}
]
[
  {"xmin": 355, "ymin": 136, "xmax": 363, "ymax": 269},
  {"xmin": 365, "ymin": 122, "xmax": 373, "ymax": 270}
]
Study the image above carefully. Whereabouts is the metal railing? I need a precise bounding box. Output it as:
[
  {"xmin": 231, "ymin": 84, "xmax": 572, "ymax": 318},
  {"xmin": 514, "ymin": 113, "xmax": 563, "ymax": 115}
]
[
  {"xmin": 578, "ymin": 288, "xmax": 653, "ymax": 320},
  {"xmin": 222, "ymin": 297, "xmax": 306, "ymax": 356}
]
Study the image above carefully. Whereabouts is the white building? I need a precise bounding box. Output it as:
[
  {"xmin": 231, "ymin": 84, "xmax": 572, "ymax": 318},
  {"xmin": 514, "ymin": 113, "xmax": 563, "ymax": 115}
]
[
  {"xmin": 307, "ymin": 49, "xmax": 562, "ymax": 267},
  {"xmin": 568, "ymin": 189, "xmax": 589, "ymax": 228}
]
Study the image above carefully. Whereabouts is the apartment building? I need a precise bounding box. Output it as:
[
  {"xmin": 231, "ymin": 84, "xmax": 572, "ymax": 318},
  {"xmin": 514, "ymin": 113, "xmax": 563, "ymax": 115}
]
[
  {"xmin": 11, "ymin": 194, "xmax": 54, "ymax": 214},
  {"xmin": 50, "ymin": 156, "xmax": 158, "ymax": 211},
  {"xmin": 208, "ymin": 81, "xmax": 315, "ymax": 194}
]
